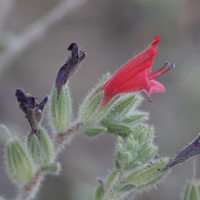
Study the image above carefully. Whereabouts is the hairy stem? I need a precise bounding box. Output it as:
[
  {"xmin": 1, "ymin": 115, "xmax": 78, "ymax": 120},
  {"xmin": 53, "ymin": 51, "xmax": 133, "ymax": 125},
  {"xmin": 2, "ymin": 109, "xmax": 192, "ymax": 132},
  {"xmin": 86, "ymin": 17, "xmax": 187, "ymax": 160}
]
[{"xmin": 16, "ymin": 170, "xmax": 43, "ymax": 200}]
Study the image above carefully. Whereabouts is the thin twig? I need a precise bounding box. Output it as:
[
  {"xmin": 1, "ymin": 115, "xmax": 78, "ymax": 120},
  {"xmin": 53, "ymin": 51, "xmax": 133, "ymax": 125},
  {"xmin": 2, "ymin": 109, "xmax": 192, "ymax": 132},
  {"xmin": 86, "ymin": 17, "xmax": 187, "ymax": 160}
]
[
  {"xmin": 0, "ymin": 0, "xmax": 88, "ymax": 75},
  {"xmin": 0, "ymin": 0, "xmax": 15, "ymax": 36},
  {"xmin": 192, "ymin": 157, "xmax": 196, "ymax": 183}
]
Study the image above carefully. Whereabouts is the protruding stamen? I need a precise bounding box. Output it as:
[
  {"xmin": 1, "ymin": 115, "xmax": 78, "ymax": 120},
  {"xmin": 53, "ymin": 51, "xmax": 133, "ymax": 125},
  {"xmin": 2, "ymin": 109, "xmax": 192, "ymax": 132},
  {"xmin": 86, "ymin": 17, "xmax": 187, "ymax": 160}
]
[
  {"xmin": 148, "ymin": 61, "xmax": 170, "ymax": 77},
  {"xmin": 148, "ymin": 63, "xmax": 174, "ymax": 80},
  {"xmin": 0, "ymin": 124, "xmax": 12, "ymax": 139},
  {"xmin": 165, "ymin": 60, "xmax": 170, "ymax": 65}
]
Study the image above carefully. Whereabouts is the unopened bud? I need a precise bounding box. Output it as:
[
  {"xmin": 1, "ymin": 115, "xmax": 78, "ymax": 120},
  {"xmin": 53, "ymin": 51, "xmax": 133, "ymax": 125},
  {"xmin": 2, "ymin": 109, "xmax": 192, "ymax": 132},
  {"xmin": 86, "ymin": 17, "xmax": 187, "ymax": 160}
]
[
  {"xmin": 124, "ymin": 152, "xmax": 132, "ymax": 164},
  {"xmin": 27, "ymin": 127, "xmax": 53, "ymax": 166},
  {"xmin": 6, "ymin": 139, "xmax": 34, "ymax": 185}
]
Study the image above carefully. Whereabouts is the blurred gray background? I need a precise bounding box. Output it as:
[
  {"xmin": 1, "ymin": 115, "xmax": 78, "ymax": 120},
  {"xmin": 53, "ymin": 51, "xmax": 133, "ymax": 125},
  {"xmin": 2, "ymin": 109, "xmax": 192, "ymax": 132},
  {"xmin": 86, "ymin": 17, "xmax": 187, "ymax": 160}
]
[{"xmin": 0, "ymin": 0, "xmax": 200, "ymax": 199}]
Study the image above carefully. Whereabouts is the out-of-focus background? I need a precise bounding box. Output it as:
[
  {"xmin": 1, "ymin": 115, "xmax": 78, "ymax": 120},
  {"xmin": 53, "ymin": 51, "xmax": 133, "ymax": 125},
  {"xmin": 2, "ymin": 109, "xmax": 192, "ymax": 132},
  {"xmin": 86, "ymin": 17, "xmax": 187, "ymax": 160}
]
[{"xmin": 0, "ymin": 0, "xmax": 200, "ymax": 199}]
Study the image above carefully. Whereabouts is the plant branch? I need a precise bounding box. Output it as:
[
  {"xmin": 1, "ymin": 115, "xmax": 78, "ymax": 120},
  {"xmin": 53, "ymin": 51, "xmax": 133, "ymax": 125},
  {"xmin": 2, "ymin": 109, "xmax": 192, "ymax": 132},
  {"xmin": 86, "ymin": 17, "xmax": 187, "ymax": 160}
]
[
  {"xmin": 16, "ymin": 170, "xmax": 43, "ymax": 200},
  {"xmin": 0, "ymin": 0, "xmax": 88, "ymax": 75},
  {"xmin": 16, "ymin": 122, "xmax": 80, "ymax": 200}
]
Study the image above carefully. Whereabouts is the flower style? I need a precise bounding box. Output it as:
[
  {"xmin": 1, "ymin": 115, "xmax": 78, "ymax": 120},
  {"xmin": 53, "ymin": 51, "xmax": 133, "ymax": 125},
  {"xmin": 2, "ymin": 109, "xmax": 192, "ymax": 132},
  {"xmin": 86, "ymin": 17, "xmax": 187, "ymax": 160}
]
[{"xmin": 100, "ymin": 35, "xmax": 174, "ymax": 104}]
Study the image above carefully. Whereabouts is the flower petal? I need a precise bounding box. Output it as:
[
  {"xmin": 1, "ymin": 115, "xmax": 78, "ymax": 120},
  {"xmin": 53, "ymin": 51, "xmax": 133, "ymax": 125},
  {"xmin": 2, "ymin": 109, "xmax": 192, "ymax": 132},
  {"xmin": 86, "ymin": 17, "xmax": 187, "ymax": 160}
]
[
  {"xmin": 101, "ymin": 36, "xmax": 160, "ymax": 92},
  {"xmin": 149, "ymin": 80, "xmax": 166, "ymax": 93}
]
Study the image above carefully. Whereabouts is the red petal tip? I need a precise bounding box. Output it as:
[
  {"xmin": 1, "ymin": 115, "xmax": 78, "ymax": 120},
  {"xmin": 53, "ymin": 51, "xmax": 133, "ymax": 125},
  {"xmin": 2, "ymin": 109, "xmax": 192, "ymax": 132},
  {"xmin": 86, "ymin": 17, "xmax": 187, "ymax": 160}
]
[{"xmin": 152, "ymin": 35, "xmax": 160, "ymax": 46}]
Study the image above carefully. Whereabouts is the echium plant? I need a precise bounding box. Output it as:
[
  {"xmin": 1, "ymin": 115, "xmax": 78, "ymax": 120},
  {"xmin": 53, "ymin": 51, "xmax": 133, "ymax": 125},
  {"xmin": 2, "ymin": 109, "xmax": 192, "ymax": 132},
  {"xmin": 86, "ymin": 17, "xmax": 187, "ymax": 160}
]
[{"xmin": 1, "ymin": 36, "xmax": 200, "ymax": 200}]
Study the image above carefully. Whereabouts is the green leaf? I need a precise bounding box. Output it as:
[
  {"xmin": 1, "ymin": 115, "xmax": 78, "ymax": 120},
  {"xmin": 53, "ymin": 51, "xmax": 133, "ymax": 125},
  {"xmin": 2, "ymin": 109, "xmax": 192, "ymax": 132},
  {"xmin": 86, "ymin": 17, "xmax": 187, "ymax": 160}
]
[
  {"xmin": 117, "ymin": 136, "xmax": 123, "ymax": 145},
  {"xmin": 136, "ymin": 169, "xmax": 169, "ymax": 190},
  {"xmin": 127, "ymin": 159, "xmax": 167, "ymax": 184},
  {"xmin": 106, "ymin": 170, "xmax": 120, "ymax": 189},
  {"xmin": 80, "ymin": 125, "xmax": 107, "ymax": 137},
  {"xmin": 81, "ymin": 85, "xmax": 102, "ymax": 119},
  {"xmin": 126, "ymin": 138, "xmax": 134, "ymax": 152},
  {"xmin": 138, "ymin": 125, "xmax": 148, "ymax": 144},
  {"xmin": 106, "ymin": 122, "xmax": 131, "ymax": 133},
  {"xmin": 107, "ymin": 93, "xmax": 137, "ymax": 119},
  {"xmin": 133, "ymin": 124, "xmax": 146, "ymax": 140},
  {"xmin": 88, "ymin": 95, "xmax": 121, "ymax": 124},
  {"xmin": 50, "ymin": 87, "xmax": 58, "ymax": 130},
  {"xmin": 116, "ymin": 183, "xmax": 135, "ymax": 192},
  {"xmin": 41, "ymin": 162, "xmax": 61, "ymax": 174},
  {"xmin": 146, "ymin": 127, "xmax": 154, "ymax": 142},
  {"xmin": 95, "ymin": 180, "xmax": 104, "ymax": 200},
  {"xmin": 100, "ymin": 72, "xmax": 110, "ymax": 84},
  {"xmin": 122, "ymin": 114, "xmax": 148, "ymax": 124},
  {"xmin": 183, "ymin": 182, "xmax": 191, "ymax": 200},
  {"xmin": 82, "ymin": 91, "xmax": 104, "ymax": 123},
  {"xmin": 190, "ymin": 185, "xmax": 199, "ymax": 200}
]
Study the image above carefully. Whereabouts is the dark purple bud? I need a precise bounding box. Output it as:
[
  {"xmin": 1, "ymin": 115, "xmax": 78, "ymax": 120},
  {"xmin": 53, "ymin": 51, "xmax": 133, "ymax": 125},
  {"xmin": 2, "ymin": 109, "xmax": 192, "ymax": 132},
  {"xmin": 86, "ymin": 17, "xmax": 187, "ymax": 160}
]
[
  {"xmin": 162, "ymin": 134, "xmax": 200, "ymax": 171},
  {"xmin": 15, "ymin": 89, "xmax": 48, "ymax": 133},
  {"xmin": 55, "ymin": 43, "xmax": 86, "ymax": 96},
  {"xmin": 39, "ymin": 96, "xmax": 48, "ymax": 111},
  {"xmin": 16, "ymin": 89, "xmax": 26, "ymax": 102}
]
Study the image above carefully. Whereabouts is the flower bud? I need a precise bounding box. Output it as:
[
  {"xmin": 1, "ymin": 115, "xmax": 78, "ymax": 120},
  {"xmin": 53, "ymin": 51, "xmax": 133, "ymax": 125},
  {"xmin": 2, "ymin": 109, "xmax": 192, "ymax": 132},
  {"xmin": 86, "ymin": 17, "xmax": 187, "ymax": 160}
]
[
  {"xmin": 55, "ymin": 43, "xmax": 86, "ymax": 96},
  {"xmin": 115, "ymin": 143, "xmax": 124, "ymax": 169},
  {"xmin": 123, "ymin": 152, "xmax": 132, "ymax": 164},
  {"xmin": 6, "ymin": 139, "xmax": 34, "ymax": 185},
  {"xmin": 15, "ymin": 89, "xmax": 48, "ymax": 132},
  {"xmin": 27, "ymin": 127, "xmax": 53, "ymax": 166}
]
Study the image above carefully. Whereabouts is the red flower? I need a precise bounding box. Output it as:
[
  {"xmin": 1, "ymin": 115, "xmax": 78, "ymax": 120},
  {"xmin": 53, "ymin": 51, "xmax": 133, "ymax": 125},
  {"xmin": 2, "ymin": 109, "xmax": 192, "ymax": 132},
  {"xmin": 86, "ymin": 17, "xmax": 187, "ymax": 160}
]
[{"xmin": 100, "ymin": 36, "xmax": 174, "ymax": 104}]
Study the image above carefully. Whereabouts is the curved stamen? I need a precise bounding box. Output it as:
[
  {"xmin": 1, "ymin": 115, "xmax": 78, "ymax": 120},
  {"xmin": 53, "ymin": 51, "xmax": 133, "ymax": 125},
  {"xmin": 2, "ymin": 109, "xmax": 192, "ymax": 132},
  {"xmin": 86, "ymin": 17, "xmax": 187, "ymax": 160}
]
[
  {"xmin": 148, "ymin": 61, "xmax": 170, "ymax": 77},
  {"xmin": 142, "ymin": 89, "xmax": 152, "ymax": 102},
  {"xmin": 148, "ymin": 63, "xmax": 174, "ymax": 80}
]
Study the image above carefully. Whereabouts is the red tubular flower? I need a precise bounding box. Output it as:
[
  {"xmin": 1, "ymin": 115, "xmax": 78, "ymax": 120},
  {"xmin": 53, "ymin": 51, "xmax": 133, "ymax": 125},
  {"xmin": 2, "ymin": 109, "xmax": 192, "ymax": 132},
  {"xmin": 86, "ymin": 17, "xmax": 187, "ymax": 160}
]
[{"xmin": 100, "ymin": 36, "xmax": 174, "ymax": 104}]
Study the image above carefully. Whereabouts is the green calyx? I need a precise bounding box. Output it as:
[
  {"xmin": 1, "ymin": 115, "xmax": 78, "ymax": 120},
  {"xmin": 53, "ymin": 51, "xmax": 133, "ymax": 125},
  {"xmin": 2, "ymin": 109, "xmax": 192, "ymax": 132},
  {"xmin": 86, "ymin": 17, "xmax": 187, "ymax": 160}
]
[
  {"xmin": 50, "ymin": 86, "xmax": 71, "ymax": 134},
  {"xmin": 27, "ymin": 127, "xmax": 53, "ymax": 166},
  {"xmin": 183, "ymin": 181, "xmax": 200, "ymax": 200},
  {"xmin": 6, "ymin": 139, "xmax": 34, "ymax": 185}
]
